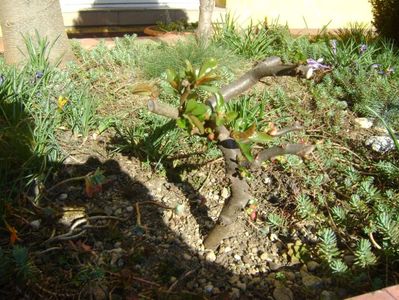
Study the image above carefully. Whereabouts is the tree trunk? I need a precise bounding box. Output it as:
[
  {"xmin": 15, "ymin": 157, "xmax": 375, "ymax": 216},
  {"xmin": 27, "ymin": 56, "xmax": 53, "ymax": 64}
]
[
  {"xmin": 0, "ymin": 0, "xmax": 74, "ymax": 66},
  {"xmin": 197, "ymin": 0, "xmax": 215, "ymax": 44}
]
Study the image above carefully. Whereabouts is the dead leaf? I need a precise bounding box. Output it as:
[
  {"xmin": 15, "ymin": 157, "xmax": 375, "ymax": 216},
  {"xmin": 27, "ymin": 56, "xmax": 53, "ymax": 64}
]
[{"xmin": 5, "ymin": 221, "xmax": 20, "ymax": 245}]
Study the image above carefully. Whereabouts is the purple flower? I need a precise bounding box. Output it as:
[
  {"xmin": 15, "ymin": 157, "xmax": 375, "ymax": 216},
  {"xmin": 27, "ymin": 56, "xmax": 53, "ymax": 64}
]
[
  {"xmin": 369, "ymin": 63, "xmax": 395, "ymax": 76},
  {"xmin": 370, "ymin": 63, "xmax": 381, "ymax": 69},
  {"xmin": 359, "ymin": 44, "xmax": 368, "ymax": 54},
  {"xmin": 330, "ymin": 39, "xmax": 337, "ymax": 55},
  {"xmin": 307, "ymin": 58, "xmax": 331, "ymax": 70}
]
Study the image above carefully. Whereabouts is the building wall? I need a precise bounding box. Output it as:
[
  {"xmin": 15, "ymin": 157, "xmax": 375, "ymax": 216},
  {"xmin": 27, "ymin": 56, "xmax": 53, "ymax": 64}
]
[
  {"xmin": 225, "ymin": 0, "xmax": 374, "ymax": 30},
  {"xmin": 0, "ymin": 0, "xmax": 374, "ymax": 37}
]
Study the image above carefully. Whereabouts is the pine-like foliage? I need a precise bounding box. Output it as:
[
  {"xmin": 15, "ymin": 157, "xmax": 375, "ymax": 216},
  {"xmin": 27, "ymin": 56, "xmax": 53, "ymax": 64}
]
[{"xmin": 354, "ymin": 239, "xmax": 377, "ymax": 268}]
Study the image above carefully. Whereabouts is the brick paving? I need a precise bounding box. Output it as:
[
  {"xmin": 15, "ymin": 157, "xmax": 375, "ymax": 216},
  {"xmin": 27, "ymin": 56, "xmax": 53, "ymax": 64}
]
[{"xmin": 347, "ymin": 285, "xmax": 399, "ymax": 300}]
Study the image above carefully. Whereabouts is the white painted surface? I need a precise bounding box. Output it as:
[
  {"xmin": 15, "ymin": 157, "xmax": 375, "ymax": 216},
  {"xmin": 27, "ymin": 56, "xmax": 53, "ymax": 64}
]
[{"xmin": 60, "ymin": 0, "xmax": 200, "ymax": 12}]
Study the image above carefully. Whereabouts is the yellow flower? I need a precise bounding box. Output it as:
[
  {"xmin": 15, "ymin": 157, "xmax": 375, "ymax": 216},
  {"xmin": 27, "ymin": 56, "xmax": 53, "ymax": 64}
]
[{"xmin": 57, "ymin": 96, "xmax": 68, "ymax": 111}]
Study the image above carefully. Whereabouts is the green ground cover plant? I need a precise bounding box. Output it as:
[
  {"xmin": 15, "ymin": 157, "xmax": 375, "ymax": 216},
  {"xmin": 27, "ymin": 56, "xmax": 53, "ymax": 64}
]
[{"xmin": 1, "ymin": 20, "xmax": 399, "ymax": 298}]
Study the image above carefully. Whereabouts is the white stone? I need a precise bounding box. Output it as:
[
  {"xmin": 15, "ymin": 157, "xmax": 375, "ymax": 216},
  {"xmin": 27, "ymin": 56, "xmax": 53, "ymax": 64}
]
[
  {"xmin": 30, "ymin": 219, "xmax": 41, "ymax": 230},
  {"xmin": 354, "ymin": 117, "xmax": 374, "ymax": 129},
  {"xmin": 224, "ymin": 246, "xmax": 232, "ymax": 253},
  {"xmin": 260, "ymin": 252, "xmax": 270, "ymax": 261},
  {"xmin": 221, "ymin": 187, "xmax": 230, "ymax": 199},
  {"xmin": 57, "ymin": 193, "xmax": 68, "ymax": 200},
  {"xmin": 365, "ymin": 135, "xmax": 396, "ymax": 153},
  {"xmin": 205, "ymin": 251, "xmax": 216, "ymax": 262}
]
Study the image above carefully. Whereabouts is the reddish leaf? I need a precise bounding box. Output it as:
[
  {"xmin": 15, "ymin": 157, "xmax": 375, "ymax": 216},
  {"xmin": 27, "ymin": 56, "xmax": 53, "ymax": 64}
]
[
  {"xmin": 5, "ymin": 222, "xmax": 20, "ymax": 245},
  {"xmin": 85, "ymin": 169, "xmax": 106, "ymax": 198},
  {"xmin": 85, "ymin": 178, "xmax": 102, "ymax": 198},
  {"xmin": 250, "ymin": 210, "xmax": 258, "ymax": 221}
]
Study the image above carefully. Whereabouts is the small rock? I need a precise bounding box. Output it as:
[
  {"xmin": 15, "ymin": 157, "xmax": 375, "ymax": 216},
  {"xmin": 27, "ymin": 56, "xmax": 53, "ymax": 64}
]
[
  {"xmin": 320, "ymin": 290, "xmax": 337, "ymax": 300},
  {"xmin": 115, "ymin": 208, "xmax": 122, "ymax": 215},
  {"xmin": 30, "ymin": 219, "xmax": 41, "ymax": 230},
  {"xmin": 126, "ymin": 206, "xmax": 134, "ymax": 212},
  {"xmin": 233, "ymin": 254, "xmax": 241, "ymax": 261},
  {"xmin": 224, "ymin": 246, "xmax": 232, "ymax": 253},
  {"xmin": 365, "ymin": 135, "xmax": 396, "ymax": 153},
  {"xmin": 263, "ymin": 176, "xmax": 272, "ymax": 185},
  {"xmin": 260, "ymin": 252, "xmax": 270, "ymax": 261},
  {"xmin": 268, "ymin": 261, "xmax": 282, "ymax": 271},
  {"xmin": 251, "ymin": 247, "xmax": 258, "ymax": 254},
  {"xmin": 205, "ymin": 251, "xmax": 216, "ymax": 262},
  {"xmin": 301, "ymin": 272, "xmax": 323, "ymax": 289},
  {"xmin": 273, "ymin": 286, "xmax": 294, "ymax": 300},
  {"xmin": 175, "ymin": 203, "xmax": 185, "ymax": 215},
  {"xmin": 57, "ymin": 193, "xmax": 68, "ymax": 201},
  {"xmin": 204, "ymin": 284, "xmax": 213, "ymax": 293},
  {"xmin": 183, "ymin": 253, "xmax": 191, "ymax": 260},
  {"xmin": 242, "ymin": 256, "xmax": 251, "ymax": 264},
  {"xmin": 114, "ymin": 242, "xmax": 122, "ymax": 248},
  {"xmin": 354, "ymin": 117, "xmax": 374, "ymax": 129},
  {"xmin": 306, "ymin": 261, "xmax": 320, "ymax": 272},
  {"xmin": 221, "ymin": 187, "xmax": 229, "ymax": 199},
  {"xmin": 283, "ymin": 271, "xmax": 296, "ymax": 282}
]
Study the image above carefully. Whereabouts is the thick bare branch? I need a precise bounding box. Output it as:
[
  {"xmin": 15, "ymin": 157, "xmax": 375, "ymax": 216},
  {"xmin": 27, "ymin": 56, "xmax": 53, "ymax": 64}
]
[
  {"xmin": 203, "ymin": 126, "xmax": 251, "ymax": 249},
  {"xmin": 147, "ymin": 99, "xmax": 179, "ymax": 119},
  {"xmin": 270, "ymin": 122, "xmax": 303, "ymax": 137},
  {"xmin": 207, "ymin": 57, "xmax": 312, "ymax": 108},
  {"xmin": 252, "ymin": 144, "xmax": 315, "ymax": 168}
]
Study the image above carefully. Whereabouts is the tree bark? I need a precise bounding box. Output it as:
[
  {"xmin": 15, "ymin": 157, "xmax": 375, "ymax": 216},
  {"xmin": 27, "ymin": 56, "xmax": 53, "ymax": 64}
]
[
  {"xmin": 197, "ymin": 0, "xmax": 215, "ymax": 44},
  {"xmin": 0, "ymin": 0, "xmax": 74, "ymax": 66}
]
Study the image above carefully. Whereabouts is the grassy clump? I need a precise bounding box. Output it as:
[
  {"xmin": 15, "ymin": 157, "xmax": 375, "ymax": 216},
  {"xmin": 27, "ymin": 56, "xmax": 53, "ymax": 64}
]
[
  {"xmin": 139, "ymin": 36, "xmax": 245, "ymax": 80},
  {"xmin": 0, "ymin": 33, "xmax": 102, "ymax": 200}
]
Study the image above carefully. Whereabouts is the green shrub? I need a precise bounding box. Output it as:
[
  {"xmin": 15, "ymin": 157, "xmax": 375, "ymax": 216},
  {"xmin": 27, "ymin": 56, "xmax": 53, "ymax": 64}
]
[{"xmin": 370, "ymin": 0, "xmax": 399, "ymax": 43}]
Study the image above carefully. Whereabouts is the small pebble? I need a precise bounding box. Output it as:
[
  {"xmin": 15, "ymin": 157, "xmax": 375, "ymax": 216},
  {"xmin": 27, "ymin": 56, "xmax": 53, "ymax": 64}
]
[
  {"xmin": 205, "ymin": 251, "xmax": 216, "ymax": 262},
  {"xmin": 57, "ymin": 193, "xmax": 68, "ymax": 200},
  {"xmin": 260, "ymin": 252, "xmax": 270, "ymax": 261},
  {"xmin": 30, "ymin": 219, "xmax": 41, "ymax": 230},
  {"xmin": 224, "ymin": 246, "xmax": 232, "ymax": 253},
  {"xmin": 221, "ymin": 187, "xmax": 229, "ymax": 199}
]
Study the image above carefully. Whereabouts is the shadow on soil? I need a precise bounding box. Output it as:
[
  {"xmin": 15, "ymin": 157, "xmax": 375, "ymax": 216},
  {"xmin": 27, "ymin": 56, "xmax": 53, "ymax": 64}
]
[{"xmin": 3, "ymin": 155, "xmax": 270, "ymax": 299}]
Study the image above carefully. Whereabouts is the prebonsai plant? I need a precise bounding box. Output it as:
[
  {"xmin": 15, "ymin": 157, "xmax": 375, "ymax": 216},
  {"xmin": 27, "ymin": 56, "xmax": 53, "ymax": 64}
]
[{"xmin": 148, "ymin": 57, "xmax": 315, "ymax": 249}]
